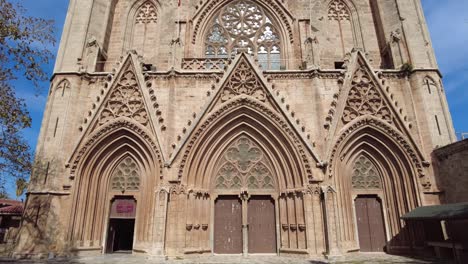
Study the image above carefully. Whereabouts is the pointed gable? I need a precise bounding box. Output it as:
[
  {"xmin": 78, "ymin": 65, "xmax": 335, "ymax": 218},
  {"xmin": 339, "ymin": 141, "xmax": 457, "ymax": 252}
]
[
  {"xmin": 169, "ymin": 53, "xmax": 322, "ymax": 168},
  {"xmin": 208, "ymin": 54, "xmax": 279, "ymax": 113},
  {"xmin": 342, "ymin": 64, "xmax": 393, "ymax": 125},
  {"xmin": 98, "ymin": 65, "xmax": 149, "ymax": 129},
  {"xmin": 326, "ymin": 51, "xmax": 409, "ymax": 135},
  {"xmin": 220, "ymin": 58, "xmax": 267, "ymax": 103},
  {"xmin": 79, "ymin": 53, "xmax": 158, "ymax": 139}
]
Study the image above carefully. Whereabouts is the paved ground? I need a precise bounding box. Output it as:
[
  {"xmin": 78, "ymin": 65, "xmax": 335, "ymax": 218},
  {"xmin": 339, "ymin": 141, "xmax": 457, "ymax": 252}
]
[{"xmin": 0, "ymin": 253, "xmax": 453, "ymax": 264}]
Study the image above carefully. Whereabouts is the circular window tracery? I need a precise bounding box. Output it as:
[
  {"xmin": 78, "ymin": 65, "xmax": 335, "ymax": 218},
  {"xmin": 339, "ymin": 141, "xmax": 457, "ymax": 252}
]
[{"xmin": 204, "ymin": 0, "xmax": 281, "ymax": 70}]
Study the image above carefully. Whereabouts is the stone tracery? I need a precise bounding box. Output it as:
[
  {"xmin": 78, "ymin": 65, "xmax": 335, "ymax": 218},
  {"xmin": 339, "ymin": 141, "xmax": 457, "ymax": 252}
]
[
  {"xmin": 342, "ymin": 66, "xmax": 393, "ymax": 124},
  {"xmin": 351, "ymin": 155, "xmax": 382, "ymax": 189},
  {"xmin": 214, "ymin": 136, "xmax": 275, "ymax": 190},
  {"xmin": 111, "ymin": 156, "xmax": 141, "ymax": 191},
  {"xmin": 328, "ymin": 0, "xmax": 351, "ymax": 21},
  {"xmin": 135, "ymin": 2, "xmax": 157, "ymax": 24},
  {"xmin": 220, "ymin": 59, "xmax": 266, "ymax": 102},
  {"xmin": 205, "ymin": 0, "xmax": 281, "ymax": 69},
  {"xmin": 98, "ymin": 67, "xmax": 149, "ymax": 128}
]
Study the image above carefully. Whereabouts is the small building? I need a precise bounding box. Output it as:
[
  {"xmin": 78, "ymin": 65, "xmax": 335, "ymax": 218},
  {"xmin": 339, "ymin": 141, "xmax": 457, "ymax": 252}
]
[
  {"xmin": 402, "ymin": 203, "xmax": 468, "ymax": 263},
  {"xmin": 0, "ymin": 200, "xmax": 23, "ymax": 244}
]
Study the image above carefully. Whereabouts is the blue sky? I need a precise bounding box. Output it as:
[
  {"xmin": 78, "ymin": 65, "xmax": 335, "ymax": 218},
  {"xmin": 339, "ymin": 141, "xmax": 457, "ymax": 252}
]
[{"xmin": 4, "ymin": 0, "xmax": 468, "ymax": 196}]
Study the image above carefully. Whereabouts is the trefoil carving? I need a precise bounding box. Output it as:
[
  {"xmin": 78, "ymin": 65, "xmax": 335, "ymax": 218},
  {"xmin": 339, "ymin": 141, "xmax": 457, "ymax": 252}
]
[{"xmin": 328, "ymin": 0, "xmax": 350, "ymax": 21}]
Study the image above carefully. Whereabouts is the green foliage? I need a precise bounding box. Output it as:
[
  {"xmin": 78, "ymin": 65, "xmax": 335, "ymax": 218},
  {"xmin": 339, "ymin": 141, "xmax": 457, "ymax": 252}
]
[
  {"xmin": 0, "ymin": 0, "xmax": 55, "ymax": 193},
  {"xmin": 0, "ymin": 190, "xmax": 9, "ymax": 199},
  {"xmin": 15, "ymin": 177, "xmax": 27, "ymax": 197},
  {"xmin": 400, "ymin": 62, "xmax": 414, "ymax": 76}
]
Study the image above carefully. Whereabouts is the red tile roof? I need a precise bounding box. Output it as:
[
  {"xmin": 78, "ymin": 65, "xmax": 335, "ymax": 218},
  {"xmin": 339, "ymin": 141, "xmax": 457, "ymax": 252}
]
[
  {"xmin": 0, "ymin": 199, "xmax": 22, "ymax": 206},
  {"xmin": 0, "ymin": 199, "xmax": 24, "ymax": 215}
]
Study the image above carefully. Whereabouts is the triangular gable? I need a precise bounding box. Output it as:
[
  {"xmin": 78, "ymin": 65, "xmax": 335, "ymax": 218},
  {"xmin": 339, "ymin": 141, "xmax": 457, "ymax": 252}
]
[
  {"xmin": 325, "ymin": 51, "xmax": 425, "ymax": 160},
  {"xmin": 71, "ymin": 53, "xmax": 167, "ymax": 163},
  {"xmin": 206, "ymin": 55, "xmax": 280, "ymax": 113},
  {"xmin": 169, "ymin": 53, "xmax": 322, "ymax": 165}
]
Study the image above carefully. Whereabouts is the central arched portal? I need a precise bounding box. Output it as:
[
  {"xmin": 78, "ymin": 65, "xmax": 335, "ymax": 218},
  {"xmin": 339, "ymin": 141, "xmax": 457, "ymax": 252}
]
[
  {"xmin": 179, "ymin": 103, "xmax": 314, "ymax": 256},
  {"xmin": 212, "ymin": 136, "xmax": 277, "ymax": 255}
]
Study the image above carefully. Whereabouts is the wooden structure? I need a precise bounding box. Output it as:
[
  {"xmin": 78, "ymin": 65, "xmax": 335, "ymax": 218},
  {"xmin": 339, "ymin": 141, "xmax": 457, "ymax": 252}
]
[{"xmin": 402, "ymin": 203, "xmax": 468, "ymax": 263}]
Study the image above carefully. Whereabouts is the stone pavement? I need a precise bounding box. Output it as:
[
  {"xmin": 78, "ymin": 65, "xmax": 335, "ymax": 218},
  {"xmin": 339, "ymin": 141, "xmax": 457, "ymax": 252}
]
[{"xmin": 0, "ymin": 253, "xmax": 453, "ymax": 264}]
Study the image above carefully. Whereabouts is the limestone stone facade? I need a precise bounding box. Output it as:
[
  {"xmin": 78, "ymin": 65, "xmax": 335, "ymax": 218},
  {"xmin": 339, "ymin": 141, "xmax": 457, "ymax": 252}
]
[
  {"xmin": 433, "ymin": 139, "xmax": 468, "ymax": 204},
  {"xmin": 13, "ymin": 0, "xmax": 457, "ymax": 259}
]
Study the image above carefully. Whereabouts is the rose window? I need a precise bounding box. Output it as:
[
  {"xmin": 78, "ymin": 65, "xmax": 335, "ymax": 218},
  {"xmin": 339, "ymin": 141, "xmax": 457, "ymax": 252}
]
[{"xmin": 205, "ymin": 0, "xmax": 281, "ymax": 70}]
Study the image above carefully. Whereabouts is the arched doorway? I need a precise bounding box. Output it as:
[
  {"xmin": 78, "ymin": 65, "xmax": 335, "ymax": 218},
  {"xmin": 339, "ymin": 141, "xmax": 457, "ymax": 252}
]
[
  {"xmin": 66, "ymin": 122, "xmax": 162, "ymax": 254},
  {"xmin": 328, "ymin": 118, "xmax": 423, "ymax": 253},
  {"xmin": 176, "ymin": 100, "xmax": 316, "ymax": 256},
  {"xmin": 351, "ymin": 155, "xmax": 387, "ymax": 252},
  {"xmin": 104, "ymin": 156, "xmax": 142, "ymax": 254},
  {"xmin": 106, "ymin": 197, "xmax": 137, "ymax": 253},
  {"xmin": 212, "ymin": 136, "xmax": 277, "ymax": 255},
  {"xmin": 354, "ymin": 195, "xmax": 386, "ymax": 252}
]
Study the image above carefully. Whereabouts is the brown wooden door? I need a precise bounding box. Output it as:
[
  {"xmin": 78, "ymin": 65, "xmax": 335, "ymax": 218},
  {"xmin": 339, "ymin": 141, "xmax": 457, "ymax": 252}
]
[
  {"xmin": 248, "ymin": 196, "xmax": 277, "ymax": 253},
  {"xmin": 355, "ymin": 196, "xmax": 386, "ymax": 252},
  {"xmin": 214, "ymin": 196, "xmax": 243, "ymax": 254}
]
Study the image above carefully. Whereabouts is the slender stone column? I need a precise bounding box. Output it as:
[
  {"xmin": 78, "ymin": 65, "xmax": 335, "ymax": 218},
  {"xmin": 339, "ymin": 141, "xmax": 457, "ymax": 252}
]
[
  {"xmin": 151, "ymin": 189, "xmax": 169, "ymax": 256},
  {"xmin": 322, "ymin": 186, "xmax": 341, "ymax": 258}
]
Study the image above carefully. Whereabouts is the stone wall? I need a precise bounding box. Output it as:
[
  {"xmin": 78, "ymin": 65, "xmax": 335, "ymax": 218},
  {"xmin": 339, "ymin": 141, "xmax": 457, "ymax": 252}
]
[{"xmin": 434, "ymin": 139, "xmax": 468, "ymax": 203}]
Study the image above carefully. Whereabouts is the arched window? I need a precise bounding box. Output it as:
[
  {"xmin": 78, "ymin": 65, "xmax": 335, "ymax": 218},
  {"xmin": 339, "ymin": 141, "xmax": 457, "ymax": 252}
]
[
  {"xmin": 111, "ymin": 157, "xmax": 141, "ymax": 191},
  {"xmin": 204, "ymin": 0, "xmax": 281, "ymax": 70},
  {"xmin": 327, "ymin": 0, "xmax": 354, "ymax": 60},
  {"xmin": 131, "ymin": 1, "xmax": 158, "ymax": 59},
  {"xmin": 351, "ymin": 155, "xmax": 382, "ymax": 189},
  {"xmin": 56, "ymin": 79, "xmax": 71, "ymax": 97}
]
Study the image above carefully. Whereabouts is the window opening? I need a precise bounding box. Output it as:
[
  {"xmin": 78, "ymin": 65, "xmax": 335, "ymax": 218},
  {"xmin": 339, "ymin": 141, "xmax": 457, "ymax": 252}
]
[{"xmin": 204, "ymin": 1, "xmax": 281, "ymax": 70}]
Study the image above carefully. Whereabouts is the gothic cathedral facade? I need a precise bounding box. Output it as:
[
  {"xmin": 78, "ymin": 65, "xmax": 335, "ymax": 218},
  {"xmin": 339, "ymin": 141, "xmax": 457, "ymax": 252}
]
[{"xmin": 15, "ymin": 0, "xmax": 456, "ymax": 258}]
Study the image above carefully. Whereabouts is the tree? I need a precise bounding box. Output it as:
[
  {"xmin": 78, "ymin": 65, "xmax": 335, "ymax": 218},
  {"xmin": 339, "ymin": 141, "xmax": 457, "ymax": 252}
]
[{"xmin": 0, "ymin": 0, "xmax": 55, "ymax": 196}]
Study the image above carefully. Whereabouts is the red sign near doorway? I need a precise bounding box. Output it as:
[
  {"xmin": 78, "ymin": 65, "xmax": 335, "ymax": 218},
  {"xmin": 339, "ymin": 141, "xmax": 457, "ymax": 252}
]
[{"xmin": 110, "ymin": 198, "xmax": 136, "ymax": 219}]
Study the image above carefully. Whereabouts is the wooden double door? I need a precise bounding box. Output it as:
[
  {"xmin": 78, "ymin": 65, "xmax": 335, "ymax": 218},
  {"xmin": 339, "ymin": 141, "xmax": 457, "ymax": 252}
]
[
  {"xmin": 214, "ymin": 196, "xmax": 276, "ymax": 254},
  {"xmin": 355, "ymin": 196, "xmax": 387, "ymax": 252}
]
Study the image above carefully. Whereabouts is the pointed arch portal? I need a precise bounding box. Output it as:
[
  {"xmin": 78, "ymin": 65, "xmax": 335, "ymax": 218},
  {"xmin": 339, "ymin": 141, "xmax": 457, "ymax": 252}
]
[
  {"xmin": 67, "ymin": 120, "xmax": 162, "ymax": 253},
  {"xmin": 328, "ymin": 116, "xmax": 424, "ymax": 252}
]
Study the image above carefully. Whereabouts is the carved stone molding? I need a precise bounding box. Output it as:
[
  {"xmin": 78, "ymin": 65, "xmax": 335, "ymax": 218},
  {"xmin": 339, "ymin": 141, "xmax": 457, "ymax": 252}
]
[
  {"xmin": 135, "ymin": 1, "xmax": 158, "ymax": 24},
  {"xmin": 178, "ymin": 96, "xmax": 313, "ymax": 181},
  {"xmin": 70, "ymin": 119, "xmax": 163, "ymax": 177},
  {"xmin": 191, "ymin": 0, "xmax": 294, "ymax": 45},
  {"xmin": 98, "ymin": 69, "xmax": 149, "ymax": 128},
  {"xmin": 327, "ymin": 117, "xmax": 430, "ymax": 190},
  {"xmin": 220, "ymin": 60, "xmax": 267, "ymax": 103}
]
